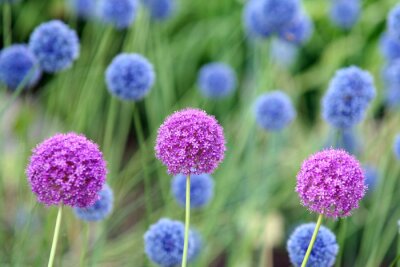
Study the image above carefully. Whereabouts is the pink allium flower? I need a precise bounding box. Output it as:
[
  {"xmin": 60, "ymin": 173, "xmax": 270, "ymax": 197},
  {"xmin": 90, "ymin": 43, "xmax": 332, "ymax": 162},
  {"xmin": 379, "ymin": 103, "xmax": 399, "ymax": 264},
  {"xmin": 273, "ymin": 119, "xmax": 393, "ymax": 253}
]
[
  {"xmin": 155, "ymin": 108, "xmax": 226, "ymax": 175},
  {"xmin": 296, "ymin": 149, "xmax": 365, "ymax": 218},
  {"xmin": 26, "ymin": 133, "xmax": 107, "ymax": 208}
]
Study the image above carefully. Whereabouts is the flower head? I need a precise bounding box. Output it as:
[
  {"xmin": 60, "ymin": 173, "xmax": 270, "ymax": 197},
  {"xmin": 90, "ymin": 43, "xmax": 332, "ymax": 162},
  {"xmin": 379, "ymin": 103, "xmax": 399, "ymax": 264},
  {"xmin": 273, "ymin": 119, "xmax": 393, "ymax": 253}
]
[
  {"xmin": 98, "ymin": 0, "xmax": 137, "ymax": 29},
  {"xmin": 287, "ymin": 223, "xmax": 338, "ymax": 267},
  {"xmin": 279, "ymin": 11, "xmax": 313, "ymax": 45},
  {"xmin": 68, "ymin": 0, "xmax": 96, "ymax": 18},
  {"xmin": 105, "ymin": 53, "xmax": 155, "ymax": 101},
  {"xmin": 388, "ymin": 4, "xmax": 400, "ymax": 41},
  {"xmin": 0, "ymin": 44, "xmax": 41, "ymax": 90},
  {"xmin": 363, "ymin": 165, "xmax": 378, "ymax": 193},
  {"xmin": 171, "ymin": 174, "xmax": 214, "ymax": 208},
  {"xmin": 141, "ymin": 0, "xmax": 176, "ymax": 20},
  {"xmin": 380, "ymin": 33, "xmax": 400, "ymax": 63},
  {"xmin": 329, "ymin": 0, "xmax": 360, "ymax": 30},
  {"xmin": 74, "ymin": 183, "xmax": 113, "ymax": 221},
  {"xmin": 322, "ymin": 66, "xmax": 376, "ymax": 129},
  {"xmin": 155, "ymin": 108, "xmax": 226, "ymax": 175},
  {"xmin": 384, "ymin": 84, "xmax": 400, "ymax": 108},
  {"xmin": 261, "ymin": 0, "xmax": 300, "ymax": 31},
  {"xmin": 382, "ymin": 60, "xmax": 400, "ymax": 86},
  {"xmin": 144, "ymin": 218, "xmax": 197, "ymax": 267},
  {"xmin": 29, "ymin": 20, "xmax": 80, "ymax": 73},
  {"xmin": 197, "ymin": 62, "xmax": 237, "ymax": 99},
  {"xmin": 26, "ymin": 133, "xmax": 107, "ymax": 208},
  {"xmin": 243, "ymin": 0, "xmax": 272, "ymax": 38},
  {"xmin": 254, "ymin": 91, "xmax": 296, "ymax": 131},
  {"xmin": 394, "ymin": 134, "xmax": 400, "ymax": 160},
  {"xmin": 296, "ymin": 149, "xmax": 365, "ymax": 218}
]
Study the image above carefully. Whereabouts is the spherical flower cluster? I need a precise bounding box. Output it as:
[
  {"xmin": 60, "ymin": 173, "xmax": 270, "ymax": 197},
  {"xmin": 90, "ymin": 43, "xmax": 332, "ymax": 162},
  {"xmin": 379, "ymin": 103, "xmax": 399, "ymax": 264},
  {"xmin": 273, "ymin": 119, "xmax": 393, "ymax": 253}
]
[
  {"xmin": 254, "ymin": 91, "xmax": 296, "ymax": 131},
  {"xmin": 29, "ymin": 20, "xmax": 80, "ymax": 73},
  {"xmin": 382, "ymin": 62, "xmax": 400, "ymax": 107},
  {"xmin": 155, "ymin": 108, "xmax": 226, "ymax": 175},
  {"xmin": 105, "ymin": 53, "xmax": 155, "ymax": 101},
  {"xmin": 74, "ymin": 183, "xmax": 113, "ymax": 221},
  {"xmin": 388, "ymin": 4, "xmax": 400, "ymax": 41},
  {"xmin": 287, "ymin": 223, "xmax": 338, "ymax": 267},
  {"xmin": 380, "ymin": 33, "xmax": 400, "ymax": 63},
  {"xmin": 171, "ymin": 174, "xmax": 214, "ymax": 208},
  {"xmin": 394, "ymin": 134, "xmax": 400, "ymax": 160},
  {"xmin": 0, "ymin": 45, "xmax": 41, "ymax": 90},
  {"xmin": 98, "ymin": 0, "xmax": 137, "ymax": 29},
  {"xmin": 261, "ymin": 0, "xmax": 300, "ymax": 31},
  {"xmin": 329, "ymin": 0, "xmax": 360, "ymax": 30},
  {"xmin": 141, "ymin": 0, "xmax": 176, "ymax": 20},
  {"xmin": 325, "ymin": 128, "xmax": 360, "ymax": 155},
  {"xmin": 144, "ymin": 218, "xmax": 197, "ymax": 266},
  {"xmin": 363, "ymin": 165, "xmax": 378, "ymax": 193},
  {"xmin": 197, "ymin": 62, "xmax": 237, "ymax": 99},
  {"xmin": 322, "ymin": 66, "xmax": 376, "ymax": 129},
  {"xmin": 296, "ymin": 149, "xmax": 365, "ymax": 218},
  {"xmin": 279, "ymin": 12, "xmax": 313, "ymax": 45},
  {"xmin": 243, "ymin": 0, "xmax": 272, "ymax": 38},
  {"xmin": 270, "ymin": 39, "xmax": 299, "ymax": 68},
  {"xmin": 68, "ymin": 0, "xmax": 96, "ymax": 18},
  {"xmin": 26, "ymin": 133, "xmax": 107, "ymax": 208}
]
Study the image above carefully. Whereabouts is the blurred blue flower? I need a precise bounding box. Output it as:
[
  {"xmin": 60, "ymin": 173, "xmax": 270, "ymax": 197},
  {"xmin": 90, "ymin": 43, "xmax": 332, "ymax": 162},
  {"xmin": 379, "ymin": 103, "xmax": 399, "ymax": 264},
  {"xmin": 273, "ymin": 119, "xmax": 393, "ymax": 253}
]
[
  {"xmin": 385, "ymin": 85, "xmax": 400, "ymax": 108},
  {"xmin": 380, "ymin": 33, "xmax": 400, "ymax": 63},
  {"xmin": 68, "ymin": 0, "xmax": 96, "ymax": 18},
  {"xmin": 74, "ymin": 184, "xmax": 114, "ymax": 221},
  {"xmin": 322, "ymin": 66, "xmax": 376, "ymax": 129},
  {"xmin": 287, "ymin": 223, "xmax": 338, "ymax": 267},
  {"xmin": 329, "ymin": 0, "xmax": 360, "ymax": 30},
  {"xmin": 388, "ymin": 4, "xmax": 400, "ymax": 41},
  {"xmin": 98, "ymin": 0, "xmax": 137, "ymax": 29},
  {"xmin": 261, "ymin": 0, "xmax": 300, "ymax": 31},
  {"xmin": 270, "ymin": 38, "xmax": 299, "ymax": 68},
  {"xmin": 29, "ymin": 20, "xmax": 80, "ymax": 73},
  {"xmin": 105, "ymin": 53, "xmax": 155, "ymax": 101},
  {"xmin": 0, "ymin": 44, "xmax": 41, "ymax": 90},
  {"xmin": 243, "ymin": 0, "xmax": 272, "ymax": 38},
  {"xmin": 144, "ymin": 218, "xmax": 196, "ymax": 267},
  {"xmin": 142, "ymin": 0, "xmax": 176, "ymax": 20},
  {"xmin": 171, "ymin": 174, "xmax": 214, "ymax": 209},
  {"xmin": 383, "ymin": 60, "xmax": 400, "ymax": 86},
  {"xmin": 197, "ymin": 62, "xmax": 237, "ymax": 99},
  {"xmin": 394, "ymin": 134, "xmax": 400, "ymax": 160},
  {"xmin": 325, "ymin": 128, "xmax": 360, "ymax": 155},
  {"xmin": 191, "ymin": 230, "xmax": 203, "ymax": 262},
  {"xmin": 279, "ymin": 11, "xmax": 313, "ymax": 45},
  {"xmin": 254, "ymin": 91, "xmax": 296, "ymax": 131},
  {"xmin": 363, "ymin": 165, "xmax": 378, "ymax": 193}
]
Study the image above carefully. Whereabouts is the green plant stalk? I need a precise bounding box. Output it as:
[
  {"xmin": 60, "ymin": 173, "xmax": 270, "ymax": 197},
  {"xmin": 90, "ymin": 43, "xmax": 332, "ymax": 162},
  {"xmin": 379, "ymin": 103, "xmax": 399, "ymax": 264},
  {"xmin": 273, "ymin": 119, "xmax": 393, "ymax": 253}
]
[
  {"xmin": 79, "ymin": 223, "xmax": 89, "ymax": 267},
  {"xmin": 301, "ymin": 214, "xmax": 323, "ymax": 267},
  {"xmin": 181, "ymin": 175, "xmax": 191, "ymax": 267},
  {"xmin": 335, "ymin": 219, "xmax": 348, "ymax": 267},
  {"xmin": 3, "ymin": 3, "xmax": 11, "ymax": 46},
  {"xmin": 48, "ymin": 205, "xmax": 63, "ymax": 267}
]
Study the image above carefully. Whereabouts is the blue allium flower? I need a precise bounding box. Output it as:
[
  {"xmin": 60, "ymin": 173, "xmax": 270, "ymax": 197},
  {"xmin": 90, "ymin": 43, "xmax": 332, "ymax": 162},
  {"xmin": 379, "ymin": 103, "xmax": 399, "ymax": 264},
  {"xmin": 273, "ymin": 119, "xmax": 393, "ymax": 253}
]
[
  {"xmin": 68, "ymin": 0, "xmax": 96, "ymax": 18},
  {"xmin": 105, "ymin": 53, "xmax": 155, "ymax": 101},
  {"xmin": 74, "ymin": 184, "xmax": 114, "ymax": 221},
  {"xmin": 388, "ymin": 4, "xmax": 400, "ymax": 41},
  {"xmin": 171, "ymin": 174, "xmax": 214, "ymax": 209},
  {"xmin": 243, "ymin": 0, "xmax": 272, "ymax": 38},
  {"xmin": 380, "ymin": 33, "xmax": 400, "ymax": 63},
  {"xmin": 363, "ymin": 165, "xmax": 378, "ymax": 193},
  {"xmin": 261, "ymin": 0, "xmax": 300, "ymax": 30},
  {"xmin": 142, "ymin": 0, "xmax": 176, "ymax": 20},
  {"xmin": 197, "ymin": 62, "xmax": 237, "ymax": 99},
  {"xmin": 394, "ymin": 134, "xmax": 400, "ymax": 160},
  {"xmin": 98, "ymin": 0, "xmax": 137, "ymax": 29},
  {"xmin": 254, "ymin": 91, "xmax": 296, "ymax": 131},
  {"xmin": 270, "ymin": 39, "xmax": 299, "ymax": 68},
  {"xmin": 325, "ymin": 128, "xmax": 360, "ymax": 155},
  {"xmin": 279, "ymin": 11, "xmax": 313, "ymax": 45},
  {"xmin": 322, "ymin": 66, "xmax": 376, "ymax": 129},
  {"xmin": 385, "ymin": 85, "xmax": 400, "ymax": 108},
  {"xmin": 0, "ymin": 45, "xmax": 41, "ymax": 90},
  {"xmin": 329, "ymin": 0, "xmax": 360, "ymax": 30},
  {"xmin": 29, "ymin": 20, "xmax": 80, "ymax": 73},
  {"xmin": 383, "ymin": 61, "xmax": 400, "ymax": 86},
  {"xmin": 287, "ymin": 223, "xmax": 339, "ymax": 267},
  {"xmin": 144, "ymin": 218, "xmax": 196, "ymax": 267}
]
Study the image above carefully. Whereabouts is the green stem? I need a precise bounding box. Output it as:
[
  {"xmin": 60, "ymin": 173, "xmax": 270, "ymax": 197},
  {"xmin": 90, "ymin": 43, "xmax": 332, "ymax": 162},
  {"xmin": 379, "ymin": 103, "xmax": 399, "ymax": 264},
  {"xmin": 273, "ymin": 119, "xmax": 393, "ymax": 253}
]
[
  {"xmin": 79, "ymin": 223, "xmax": 89, "ymax": 267},
  {"xmin": 3, "ymin": 3, "xmax": 11, "ymax": 46},
  {"xmin": 335, "ymin": 220, "xmax": 348, "ymax": 267},
  {"xmin": 181, "ymin": 175, "xmax": 191, "ymax": 267},
  {"xmin": 48, "ymin": 205, "xmax": 63, "ymax": 267},
  {"xmin": 390, "ymin": 255, "xmax": 400, "ymax": 267},
  {"xmin": 301, "ymin": 214, "xmax": 323, "ymax": 267},
  {"xmin": 103, "ymin": 97, "xmax": 118, "ymax": 152}
]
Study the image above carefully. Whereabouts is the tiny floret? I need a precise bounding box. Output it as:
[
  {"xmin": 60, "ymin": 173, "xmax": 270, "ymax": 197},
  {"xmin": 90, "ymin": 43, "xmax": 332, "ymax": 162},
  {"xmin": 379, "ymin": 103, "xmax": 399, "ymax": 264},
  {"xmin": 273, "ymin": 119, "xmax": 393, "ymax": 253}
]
[
  {"xmin": 171, "ymin": 174, "xmax": 214, "ymax": 208},
  {"xmin": 329, "ymin": 0, "xmax": 360, "ymax": 30},
  {"xmin": 322, "ymin": 66, "xmax": 376, "ymax": 129},
  {"xmin": 105, "ymin": 53, "xmax": 155, "ymax": 101},
  {"xmin": 29, "ymin": 20, "xmax": 80, "ymax": 73},
  {"xmin": 74, "ymin": 183, "xmax": 113, "ymax": 221},
  {"xmin": 197, "ymin": 62, "xmax": 237, "ymax": 99},
  {"xmin": 155, "ymin": 108, "xmax": 226, "ymax": 175},
  {"xmin": 287, "ymin": 223, "xmax": 338, "ymax": 267},
  {"xmin": 0, "ymin": 45, "xmax": 41, "ymax": 90},
  {"xmin": 388, "ymin": 4, "xmax": 400, "ymax": 41},
  {"xmin": 144, "ymin": 218, "xmax": 196, "ymax": 267},
  {"xmin": 68, "ymin": 0, "xmax": 96, "ymax": 18},
  {"xmin": 279, "ymin": 11, "xmax": 313, "ymax": 45},
  {"xmin": 296, "ymin": 149, "xmax": 365, "ymax": 218},
  {"xmin": 142, "ymin": 0, "xmax": 176, "ymax": 20},
  {"xmin": 254, "ymin": 91, "xmax": 296, "ymax": 131},
  {"xmin": 98, "ymin": 0, "xmax": 137, "ymax": 29},
  {"xmin": 26, "ymin": 133, "xmax": 107, "ymax": 208}
]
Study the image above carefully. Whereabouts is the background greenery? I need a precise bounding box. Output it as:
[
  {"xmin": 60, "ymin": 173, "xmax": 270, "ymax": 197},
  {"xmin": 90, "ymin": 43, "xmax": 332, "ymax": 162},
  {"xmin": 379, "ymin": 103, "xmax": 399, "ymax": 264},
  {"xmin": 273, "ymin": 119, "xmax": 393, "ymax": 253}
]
[{"xmin": 1, "ymin": 0, "xmax": 400, "ymax": 266}]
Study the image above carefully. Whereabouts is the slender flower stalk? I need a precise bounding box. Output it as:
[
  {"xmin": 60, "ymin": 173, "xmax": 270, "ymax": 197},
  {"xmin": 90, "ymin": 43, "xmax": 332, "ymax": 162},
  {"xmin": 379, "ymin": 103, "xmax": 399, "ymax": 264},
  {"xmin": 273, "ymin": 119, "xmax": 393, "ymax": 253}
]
[
  {"xmin": 182, "ymin": 175, "xmax": 191, "ymax": 267},
  {"xmin": 301, "ymin": 214, "xmax": 323, "ymax": 267},
  {"xmin": 48, "ymin": 205, "xmax": 63, "ymax": 267}
]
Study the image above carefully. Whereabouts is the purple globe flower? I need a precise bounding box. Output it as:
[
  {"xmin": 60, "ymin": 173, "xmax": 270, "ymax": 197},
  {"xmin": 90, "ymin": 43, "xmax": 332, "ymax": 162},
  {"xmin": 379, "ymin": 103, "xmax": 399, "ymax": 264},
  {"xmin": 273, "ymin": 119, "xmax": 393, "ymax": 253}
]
[
  {"xmin": 388, "ymin": 4, "xmax": 400, "ymax": 41},
  {"xmin": 155, "ymin": 108, "xmax": 226, "ymax": 175},
  {"xmin": 0, "ymin": 44, "xmax": 41, "ymax": 90},
  {"xmin": 98, "ymin": 0, "xmax": 138, "ymax": 29},
  {"xmin": 279, "ymin": 11, "xmax": 313, "ymax": 45},
  {"xmin": 296, "ymin": 149, "xmax": 365, "ymax": 218},
  {"xmin": 329, "ymin": 0, "xmax": 360, "ymax": 30},
  {"xmin": 26, "ymin": 133, "xmax": 107, "ymax": 208},
  {"xmin": 380, "ymin": 33, "xmax": 400, "ymax": 63}
]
